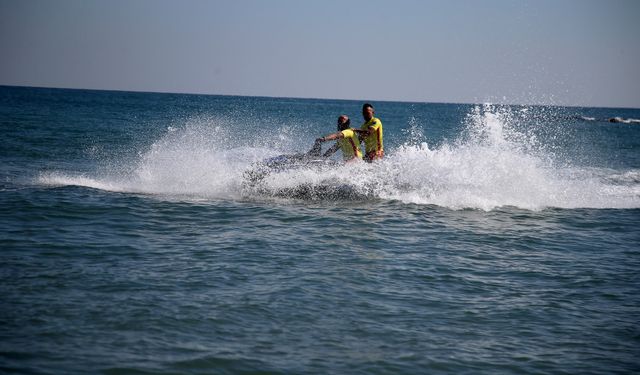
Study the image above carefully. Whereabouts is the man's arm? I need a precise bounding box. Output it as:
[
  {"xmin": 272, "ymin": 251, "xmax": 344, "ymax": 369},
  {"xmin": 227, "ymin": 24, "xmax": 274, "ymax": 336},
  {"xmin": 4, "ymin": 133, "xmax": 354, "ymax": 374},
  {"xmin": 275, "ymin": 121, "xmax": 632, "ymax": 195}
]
[
  {"xmin": 315, "ymin": 131, "xmax": 344, "ymax": 158},
  {"xmin": 322, "ymin": 142, "xmax": 340, "ymax": 158},
  {"xmin": 316, "ymin": 131, "xmax": 345, "ymax": 143},
  {"xmin": 352, "ymin": 128, "xmax": 368, "ymax": 141}
]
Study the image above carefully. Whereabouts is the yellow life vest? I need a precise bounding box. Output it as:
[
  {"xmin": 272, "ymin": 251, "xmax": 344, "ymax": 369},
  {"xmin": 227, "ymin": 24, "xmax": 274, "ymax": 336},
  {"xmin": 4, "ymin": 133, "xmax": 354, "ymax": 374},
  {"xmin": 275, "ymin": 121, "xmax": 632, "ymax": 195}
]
[
  {"xmin": 360, "ymin": 117, "xmax": 384, "ymax": 156},
  {"xmin": 338, "ymin": 129, "xmax": 363, "ymax": 161}
]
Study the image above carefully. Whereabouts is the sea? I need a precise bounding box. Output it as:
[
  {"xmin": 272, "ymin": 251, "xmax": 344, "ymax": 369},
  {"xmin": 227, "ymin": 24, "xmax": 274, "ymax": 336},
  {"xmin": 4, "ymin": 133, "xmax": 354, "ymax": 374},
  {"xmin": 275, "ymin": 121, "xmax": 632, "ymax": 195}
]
[{"xmin": 1, "ymin": 85, "xmax": 639, "ymax": 374}]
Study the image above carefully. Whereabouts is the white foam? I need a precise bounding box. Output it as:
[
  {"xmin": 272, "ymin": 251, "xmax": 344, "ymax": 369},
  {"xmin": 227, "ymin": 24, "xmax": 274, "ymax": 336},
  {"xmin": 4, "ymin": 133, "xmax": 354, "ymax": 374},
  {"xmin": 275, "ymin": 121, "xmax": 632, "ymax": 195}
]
[
  {"xmin": 372, "ymin": 143, "xmax": 639, "ymax": 210},
  {"xmin": 39, "ymin": 116, "xmax": 276, "ymax": 199},
  {"xmin": 37, "ymin": 108, "xmax": 640, "ymax": 210},
  {"xmin": 39, "ymin": 173, "xmax": 129, "ymax": 193},
  {"xmin": 366, "ymin": 105, "xmax": 639, "ymax": 210}
]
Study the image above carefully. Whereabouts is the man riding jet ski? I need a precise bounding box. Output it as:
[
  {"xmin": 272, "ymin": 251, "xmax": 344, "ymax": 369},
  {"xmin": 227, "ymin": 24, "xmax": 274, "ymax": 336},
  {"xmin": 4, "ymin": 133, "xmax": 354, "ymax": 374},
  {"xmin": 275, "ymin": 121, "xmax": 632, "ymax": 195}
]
[{"xmin": 245, "ymin": 115, "xmax": 364, "ymax": 183}]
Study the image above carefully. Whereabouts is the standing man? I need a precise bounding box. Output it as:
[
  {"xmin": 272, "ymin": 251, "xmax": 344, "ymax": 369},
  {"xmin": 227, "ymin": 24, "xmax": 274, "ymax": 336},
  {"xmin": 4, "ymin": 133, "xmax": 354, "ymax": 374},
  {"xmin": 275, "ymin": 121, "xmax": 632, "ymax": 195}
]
[
  {"xmin": 359, "ymin": 103, "xmax": 384, "ymax": 162},
  {"xmin": 315, "ymin": 115, "xmax": 363, "ymax": 162}
]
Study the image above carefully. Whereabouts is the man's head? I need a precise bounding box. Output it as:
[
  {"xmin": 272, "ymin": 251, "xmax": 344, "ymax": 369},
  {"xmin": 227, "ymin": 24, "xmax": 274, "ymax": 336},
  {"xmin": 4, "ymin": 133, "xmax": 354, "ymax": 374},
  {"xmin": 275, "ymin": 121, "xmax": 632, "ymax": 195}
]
[
  {"xmin": 337, "ymin": 115, "xmax": 350, "ymax": 131},
  {"xmin": 362, "ymin": 103, "xmax": 374, "ymax": 121}
]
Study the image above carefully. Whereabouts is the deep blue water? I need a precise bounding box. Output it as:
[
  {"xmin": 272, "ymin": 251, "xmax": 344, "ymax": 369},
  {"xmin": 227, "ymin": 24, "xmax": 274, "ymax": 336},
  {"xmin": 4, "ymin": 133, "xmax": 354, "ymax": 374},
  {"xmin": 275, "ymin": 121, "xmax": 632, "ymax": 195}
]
[{"xmin": 1, "ymin": 86, "xmax": 639, "ymax": 374}]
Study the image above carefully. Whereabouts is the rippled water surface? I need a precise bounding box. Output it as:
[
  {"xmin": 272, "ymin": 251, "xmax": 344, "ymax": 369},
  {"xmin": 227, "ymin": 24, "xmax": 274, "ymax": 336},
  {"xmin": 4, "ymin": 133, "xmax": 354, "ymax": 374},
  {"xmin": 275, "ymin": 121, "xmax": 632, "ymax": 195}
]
[{"xmin": 1, "ymin": 86, "xmax": 639, "ymax": 374}]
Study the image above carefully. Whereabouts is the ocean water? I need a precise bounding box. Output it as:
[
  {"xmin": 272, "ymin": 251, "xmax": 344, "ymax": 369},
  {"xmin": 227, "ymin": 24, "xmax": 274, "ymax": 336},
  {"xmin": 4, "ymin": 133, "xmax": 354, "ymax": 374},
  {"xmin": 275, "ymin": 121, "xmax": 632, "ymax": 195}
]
[{"xmin": 1, "ymin": 85, "xmax": 639, "ymax": 374}]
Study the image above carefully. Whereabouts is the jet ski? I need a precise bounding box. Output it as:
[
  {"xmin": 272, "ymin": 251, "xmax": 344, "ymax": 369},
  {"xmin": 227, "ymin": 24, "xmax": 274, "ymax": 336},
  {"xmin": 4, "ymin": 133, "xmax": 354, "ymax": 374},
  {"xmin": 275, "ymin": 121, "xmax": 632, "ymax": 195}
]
[
  {"xmin": 242, "ymin": 142, "xmax": 366, "ymax": 200},
  {"xmin": 243, "ymin": 141, "xmax": 337, "ymax": 184}
]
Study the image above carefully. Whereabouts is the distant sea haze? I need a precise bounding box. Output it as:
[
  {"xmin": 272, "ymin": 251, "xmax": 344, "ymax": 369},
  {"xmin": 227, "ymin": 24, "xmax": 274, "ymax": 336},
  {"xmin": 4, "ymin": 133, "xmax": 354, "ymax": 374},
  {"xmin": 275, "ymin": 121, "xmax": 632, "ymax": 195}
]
[{"xmin": 1, "ymin": 86, "xmax": 639, "ymax": 374}]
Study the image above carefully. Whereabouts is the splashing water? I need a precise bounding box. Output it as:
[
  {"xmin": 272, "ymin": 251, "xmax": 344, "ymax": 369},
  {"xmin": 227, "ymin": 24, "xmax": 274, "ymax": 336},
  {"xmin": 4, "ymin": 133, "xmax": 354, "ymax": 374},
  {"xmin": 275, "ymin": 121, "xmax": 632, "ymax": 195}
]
[
  {"xmin": 40, "ymin": 116, "xmax": 273, "ymax": 199},
  {"xmin": 401, "ymin": 116, "xmax": 426, "ymax": 147},
  {"xmin": 376, "ymin": 104, "xmax": 639, "ymax": 210},
  {"xmin": 39, "ymin": 106, "xmax": 639, "ymax": 210}
]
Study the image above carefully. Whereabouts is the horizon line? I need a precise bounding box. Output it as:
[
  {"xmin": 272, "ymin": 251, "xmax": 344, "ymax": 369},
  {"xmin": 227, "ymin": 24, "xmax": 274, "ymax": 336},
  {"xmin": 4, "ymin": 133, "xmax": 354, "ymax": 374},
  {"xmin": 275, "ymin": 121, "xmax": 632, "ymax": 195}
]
[{"xmin": 1, "ymin": 84, "xmax": 639, "ymax": 111}]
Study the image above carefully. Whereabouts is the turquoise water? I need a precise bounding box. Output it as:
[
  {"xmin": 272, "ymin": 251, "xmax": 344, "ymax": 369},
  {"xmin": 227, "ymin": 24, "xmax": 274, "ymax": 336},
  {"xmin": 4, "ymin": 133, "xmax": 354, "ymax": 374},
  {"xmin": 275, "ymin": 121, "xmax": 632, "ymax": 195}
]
[{"xmin": 1, "ymin": 86, "xmax": 639, "ymax": 374}]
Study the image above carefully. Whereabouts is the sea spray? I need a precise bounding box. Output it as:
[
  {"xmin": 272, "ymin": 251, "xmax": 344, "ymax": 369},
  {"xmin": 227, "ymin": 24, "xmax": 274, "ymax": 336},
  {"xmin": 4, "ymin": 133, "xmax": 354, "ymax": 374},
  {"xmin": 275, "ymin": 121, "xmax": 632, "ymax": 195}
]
[
  {"xmin": 377, "ymin": 104, "xmax": 639, "ymax": 209},
  {"xmin": 40, "ymin": 116, "xmax": 262, "ymax": 198},
  {"xmin": 38, "ymin": 106, "xmax": 639, "ymax": 209}
]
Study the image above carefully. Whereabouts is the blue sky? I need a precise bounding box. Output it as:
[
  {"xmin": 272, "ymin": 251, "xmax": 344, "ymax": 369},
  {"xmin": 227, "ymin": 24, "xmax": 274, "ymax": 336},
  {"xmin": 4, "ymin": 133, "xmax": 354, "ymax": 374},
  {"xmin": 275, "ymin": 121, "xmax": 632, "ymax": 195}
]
[{"xmin": 1, "ymin": 0, "xmax": 639, "ymax": 108}]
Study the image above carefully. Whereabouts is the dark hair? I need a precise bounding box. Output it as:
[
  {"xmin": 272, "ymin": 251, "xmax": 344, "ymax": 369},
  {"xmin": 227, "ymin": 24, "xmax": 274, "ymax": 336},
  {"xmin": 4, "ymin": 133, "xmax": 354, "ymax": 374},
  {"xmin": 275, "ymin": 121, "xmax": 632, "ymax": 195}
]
[
  {"xmin": 362, "ymin": 103, "xmax": 374, "ymax": 111},
  {"xmin": 338, "ymin": 117, "xmax": 351, "ymax": 131}
]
